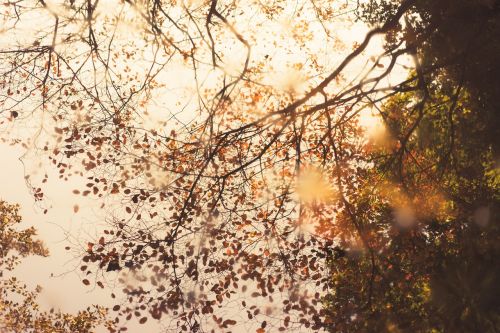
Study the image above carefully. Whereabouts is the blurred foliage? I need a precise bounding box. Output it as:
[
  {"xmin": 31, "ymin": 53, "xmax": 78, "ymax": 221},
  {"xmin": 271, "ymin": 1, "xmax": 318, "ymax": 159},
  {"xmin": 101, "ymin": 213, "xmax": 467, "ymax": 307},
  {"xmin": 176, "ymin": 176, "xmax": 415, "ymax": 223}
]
[
  {"xmin": 322, "ymin": 1, "xmax": 500, "ymax": 332},
  {"xmin": 358, "ymin": 0, "xmax": 500, "ymax": 154},
  {"xmin": 0, "ymin": 200, "xmax": 114, "ymax": 333}
]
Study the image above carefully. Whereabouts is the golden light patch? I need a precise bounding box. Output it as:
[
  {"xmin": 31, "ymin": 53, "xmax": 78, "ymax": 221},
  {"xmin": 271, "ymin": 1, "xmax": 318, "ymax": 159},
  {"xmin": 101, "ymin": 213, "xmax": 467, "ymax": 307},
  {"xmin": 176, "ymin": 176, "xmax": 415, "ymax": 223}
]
[
  {"xmin": 359, "ymin": 110, "xmax": 395, "ymax": 149},
  {"xmin": 273, "ymin": 69, "xmax": 307, "ymax": 95},
  {"xmin": 296, "ymin": 167, "xmax": 336, "ymax": 204},
  {"xmin": 378, "ymin": 181, "xmax": 454, "ymax": 227}
]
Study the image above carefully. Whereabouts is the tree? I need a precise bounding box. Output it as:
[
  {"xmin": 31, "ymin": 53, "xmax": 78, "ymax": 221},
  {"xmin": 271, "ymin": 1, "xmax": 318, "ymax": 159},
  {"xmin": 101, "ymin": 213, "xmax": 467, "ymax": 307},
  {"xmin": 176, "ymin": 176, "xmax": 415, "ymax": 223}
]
[
  {"xmin": 0, "ymin": 199, "xmax": 113, "ymax": 332},
  {"xmin": 0, "ymin": 0, "xmax": 498, "ymax": 332},
  {"xmin": 319, "ymin": 1, "xmax": 500, "ymax": 331},
  {"xmin": 323, "ymin": 88, "xmax": 500, "ymax": 332},
  {"xmin": 358, "ymin": 0, "xmax": 500, "ymax": 153}
]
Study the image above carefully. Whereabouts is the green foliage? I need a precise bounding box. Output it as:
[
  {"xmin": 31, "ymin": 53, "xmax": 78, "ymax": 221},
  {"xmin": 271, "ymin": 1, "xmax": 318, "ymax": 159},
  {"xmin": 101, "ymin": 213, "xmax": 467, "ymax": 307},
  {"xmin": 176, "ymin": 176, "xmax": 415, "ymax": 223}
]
[
  {"xmin": 323, "ymin": 59, "xmax": 499, "ymax": 333},
  {"xmin": 0, "ymin": 201, "xmax": 48, "ymax": 272},
  {"xmin": 321, "ymin": 3, "xmax": 500, "ymax": 331},
  {"xmin": 360, "ymin": 0, "xmax": 500, "ymax": 152}
]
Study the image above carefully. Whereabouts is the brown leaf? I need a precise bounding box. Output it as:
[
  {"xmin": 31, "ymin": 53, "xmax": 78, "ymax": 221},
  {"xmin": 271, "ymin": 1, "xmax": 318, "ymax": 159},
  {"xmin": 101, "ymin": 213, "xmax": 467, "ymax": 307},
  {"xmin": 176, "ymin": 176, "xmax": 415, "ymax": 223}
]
[{"xmin": 222, "ymin": 319, "xmax": 237, "ymax": 327}]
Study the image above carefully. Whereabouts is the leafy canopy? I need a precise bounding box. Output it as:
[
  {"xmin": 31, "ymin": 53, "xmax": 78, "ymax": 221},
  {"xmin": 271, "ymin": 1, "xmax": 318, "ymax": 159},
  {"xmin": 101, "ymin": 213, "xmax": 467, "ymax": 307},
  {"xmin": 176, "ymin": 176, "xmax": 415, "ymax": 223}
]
[{"xmin": 0, "ymin": 0, "xmax": 498, "ymax": 332}]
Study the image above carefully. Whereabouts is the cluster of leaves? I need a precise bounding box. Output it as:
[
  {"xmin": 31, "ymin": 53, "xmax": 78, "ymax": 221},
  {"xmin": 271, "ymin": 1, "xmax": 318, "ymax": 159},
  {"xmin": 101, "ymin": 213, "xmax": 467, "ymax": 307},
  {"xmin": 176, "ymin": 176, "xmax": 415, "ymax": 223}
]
[{"xmin": 0, "ymin": 200, "xmax": 114, "ymax": 332}]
